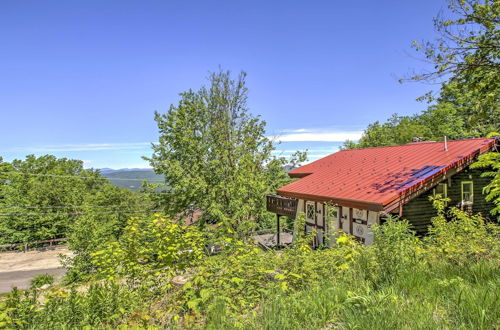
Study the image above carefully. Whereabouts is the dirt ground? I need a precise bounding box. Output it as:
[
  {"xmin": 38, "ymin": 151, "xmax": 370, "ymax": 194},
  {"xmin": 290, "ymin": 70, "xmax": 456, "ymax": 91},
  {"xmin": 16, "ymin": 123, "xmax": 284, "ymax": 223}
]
[
  {"xmin": 0, "ymin": 246, "xmax": 73, "ymax": 273},
  {"xmin": 0, "ymin": 246, "xmax": 73, "ymax": 293}
]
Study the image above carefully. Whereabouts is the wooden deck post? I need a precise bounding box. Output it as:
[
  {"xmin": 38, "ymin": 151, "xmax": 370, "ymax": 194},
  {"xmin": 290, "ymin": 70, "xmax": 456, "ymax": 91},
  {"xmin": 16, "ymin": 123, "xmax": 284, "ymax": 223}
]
[
  {"xmin": 276, "ymin": 214, "xmax": 280, "ymax": 246},
  {"xmin": 338, "ymin": 206, "xmax": 343, "ymax": 230},
  {"xmin": 349, "ymin": 208, "xmax": 353, "ymax": 235}
]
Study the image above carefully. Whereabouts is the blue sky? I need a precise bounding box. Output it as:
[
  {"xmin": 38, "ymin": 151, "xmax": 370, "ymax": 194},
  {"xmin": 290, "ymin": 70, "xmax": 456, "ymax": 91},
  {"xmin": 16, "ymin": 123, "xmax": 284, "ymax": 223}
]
[{"xmin": 0, "ymin": 0, "xmax": 444, "ymax": 168}]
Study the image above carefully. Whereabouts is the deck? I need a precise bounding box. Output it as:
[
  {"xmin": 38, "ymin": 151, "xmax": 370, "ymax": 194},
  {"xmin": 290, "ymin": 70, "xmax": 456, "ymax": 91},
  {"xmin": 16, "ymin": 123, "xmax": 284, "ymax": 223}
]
[{"xmin": 252, "ymin": 228, "xmax": 294, "ymax": 249}]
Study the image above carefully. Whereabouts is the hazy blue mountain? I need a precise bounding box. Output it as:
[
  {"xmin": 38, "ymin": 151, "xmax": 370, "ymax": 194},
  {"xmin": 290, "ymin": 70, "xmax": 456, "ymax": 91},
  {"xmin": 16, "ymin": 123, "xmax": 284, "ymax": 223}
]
[
  {"xmin": 99, "ymin": 168, "xmax": 164, "ymax": 191},
  {"xmin": 100, "ymin": 165, "xmax": 293, "ymax": 191}
]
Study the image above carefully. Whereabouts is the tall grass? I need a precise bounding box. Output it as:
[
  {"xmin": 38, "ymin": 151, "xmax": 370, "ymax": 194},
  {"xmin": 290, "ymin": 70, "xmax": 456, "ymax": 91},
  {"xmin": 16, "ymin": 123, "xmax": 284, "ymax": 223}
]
[{"xmin": 204, "ymin": 258, "xmax": 499, "ymax": 330}]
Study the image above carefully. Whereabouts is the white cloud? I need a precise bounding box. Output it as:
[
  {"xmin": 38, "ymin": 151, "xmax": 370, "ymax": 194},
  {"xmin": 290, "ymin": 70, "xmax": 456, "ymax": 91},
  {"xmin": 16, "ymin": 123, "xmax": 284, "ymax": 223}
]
[
  {"xmin": 272, "ymin": 131, "xmax": 362, "ymax": 142},
  {"xmin": 8, "ymin": 142, "xmax": 151, "ymax": 152},
  {"xmin": 272, "ymin": 147, "xmax": 340, "ymax": 155},
  {"xmin": 278, "ymin": 128, "xmax": 311, "ymax": 133}
]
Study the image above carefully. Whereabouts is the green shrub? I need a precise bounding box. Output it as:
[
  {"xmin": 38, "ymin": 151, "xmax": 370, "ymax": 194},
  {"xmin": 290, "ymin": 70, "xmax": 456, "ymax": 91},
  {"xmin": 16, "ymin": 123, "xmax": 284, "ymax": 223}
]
[
  {"xmin": 372, "ymin": 216, "xmax": 421, "ymax": 283},
  {"xmin": 0, "ymin": 282, "xmax": 154, "ymax": 329},
  {"xmin": 92, "ymin": 214, "xmax": 206, "ymax": 281},
  {"xmin": 30, "ymin": 273, "xmax": 55, "ymax": 289},
  {"xmin": 426, "ymin": 197, "xmax": 500, "ymax": 264}
]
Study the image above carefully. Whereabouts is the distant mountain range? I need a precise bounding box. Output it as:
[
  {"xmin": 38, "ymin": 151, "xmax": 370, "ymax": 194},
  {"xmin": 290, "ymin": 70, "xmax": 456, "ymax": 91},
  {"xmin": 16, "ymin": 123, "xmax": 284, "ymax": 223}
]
[
  {"xmin": 100, "ymin": 165, "xmax": 295, "ymax": 192},
  {"xmin": 99, "ymin": 168, "xmax": 164, "ymax": 191}
]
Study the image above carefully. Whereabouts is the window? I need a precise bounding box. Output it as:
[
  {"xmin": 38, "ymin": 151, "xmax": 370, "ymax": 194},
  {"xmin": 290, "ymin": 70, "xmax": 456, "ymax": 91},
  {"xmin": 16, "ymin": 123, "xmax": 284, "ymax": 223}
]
[
  {"xmin": 326, "ymin": 206, "xmax": 338, "ymax": 219},
  {"xmin": 433, "ymin": 183, "xmax": 447, "ymax": 199},
  {"xmin": 306, "ymin": 202, "xmax": 315, "ymax": 221},
  {"xmin": 461, "ymin": 181, "xmax": 473, "ymax": 204}
]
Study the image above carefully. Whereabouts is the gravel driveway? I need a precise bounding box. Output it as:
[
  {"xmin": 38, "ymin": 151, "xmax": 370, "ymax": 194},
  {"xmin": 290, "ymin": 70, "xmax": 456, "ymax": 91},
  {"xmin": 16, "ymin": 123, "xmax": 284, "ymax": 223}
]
[{"xmin": 0, "ymin": 246, "xmax": 73, "ymax": 293}]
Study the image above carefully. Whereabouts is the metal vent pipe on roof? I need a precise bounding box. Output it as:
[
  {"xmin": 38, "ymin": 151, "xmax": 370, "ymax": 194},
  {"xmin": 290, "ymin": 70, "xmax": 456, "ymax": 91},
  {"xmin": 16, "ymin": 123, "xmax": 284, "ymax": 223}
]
[{"xmin": 444, "ymin": 136, "xmax": 448, "ymax": 151}]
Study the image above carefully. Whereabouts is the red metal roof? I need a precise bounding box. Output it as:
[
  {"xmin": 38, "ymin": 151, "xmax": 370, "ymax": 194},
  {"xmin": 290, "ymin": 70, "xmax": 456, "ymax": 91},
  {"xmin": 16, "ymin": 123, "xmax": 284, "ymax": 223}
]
[{"xmin": 277, "ymin": 138, "xmax": 495, "ymax": 212}]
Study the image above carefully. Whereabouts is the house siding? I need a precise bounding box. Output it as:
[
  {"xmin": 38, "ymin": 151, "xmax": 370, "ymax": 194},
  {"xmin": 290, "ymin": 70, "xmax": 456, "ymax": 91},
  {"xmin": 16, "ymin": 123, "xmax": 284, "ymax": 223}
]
[
  {"xmin": 295, "ymin": 199, "xmax": 379, "ymax": 246},
  {"xmin": 401, "ymin": 167, "xmax": 495, "ymax": 234}
]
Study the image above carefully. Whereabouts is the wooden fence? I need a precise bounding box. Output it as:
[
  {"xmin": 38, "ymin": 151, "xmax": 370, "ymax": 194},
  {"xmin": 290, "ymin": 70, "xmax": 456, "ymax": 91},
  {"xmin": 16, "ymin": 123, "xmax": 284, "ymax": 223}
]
[{"xmin": 0, "ymin": 237, "xmax": 68, "ymax": 252}]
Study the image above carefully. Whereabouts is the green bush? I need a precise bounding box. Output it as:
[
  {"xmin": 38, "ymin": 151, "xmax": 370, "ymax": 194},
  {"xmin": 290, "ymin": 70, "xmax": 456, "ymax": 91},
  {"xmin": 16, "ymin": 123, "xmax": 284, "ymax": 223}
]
[
  {"xmin": 0, "ymin": 282, "xmax": 154, "ymax": 329},
  {"xmin": 30, "ymin": 273, "xmax": 55, "ymax": 289}
]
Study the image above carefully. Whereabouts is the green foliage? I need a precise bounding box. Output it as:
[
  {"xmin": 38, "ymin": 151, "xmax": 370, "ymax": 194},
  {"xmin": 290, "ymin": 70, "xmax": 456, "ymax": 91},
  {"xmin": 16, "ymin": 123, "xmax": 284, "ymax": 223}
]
[
  {"xmin": 344, "ymin": 105, "xmax": 472, "ymax": 149},
  {"xmin": 175, "ymin": 235, "xmax": 361, "ymax": 327},
  {"xmin": 350, "ymin": 114, "xmax": 432, "ymax": 148},
  {"xmin": 470, "ymin": 139, "xmax": 500, "ymax": 218},
  {"xmin": 0, "ymin": 155, "xmax": 104, "ymax": 244},
  {"xmin": 147, "ymin": 69, "xmax": 305, "ymax": 237},
  {"xmin": 204, "ymin": 206, "xmax": 499, "ymax": 329},
  {"xmin": 0, "ymin": 154, "xmax": 155, "ymax": 281},
  {"xmin": 63, "ymin": 184, "xmax": 152, "ymax": 282},
  {"xmin": 0, "ymin": 282, "xmax": 154, "ymax": 329},
  {"xmin": 2, "ymin": 201, "xmax": 499, "ymax": 329},
  {"xmin": 92, "ymin": 214, "xmax": 206, "ymax": 281},
  {"xmin": 409, "ymin": 0, "xmax": 499, "ymax": 136},
  {"xmin": 427, "ymin": 196, "xmax": 500, "ymax": 263},
  {"xmin": 372, "ymin": 216, "xmax": 421, "ymax": 282},
  {"xmin": 30, "ymin": 273, "xmax": 55, "ymax": 289},
  {"xmin": 0, "ymin": 155, "xmax": 149, "ymax": 246},
  {"xmin": 345, "ymin": 0, "xmax": 499, "ymax": 149}
]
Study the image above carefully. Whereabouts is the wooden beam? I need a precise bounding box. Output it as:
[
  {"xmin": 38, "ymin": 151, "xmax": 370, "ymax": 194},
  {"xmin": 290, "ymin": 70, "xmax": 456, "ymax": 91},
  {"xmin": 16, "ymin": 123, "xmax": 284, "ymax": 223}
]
[
  {"xmin": 276, "ymin": 214, "xmax": 280, "ymax": 246},
  {"xmin": 338, "ymin": 206, "xmax": 343, "ymax": 230},
  {"xmin": 277, "ymin": 192, "xmax": 384, "ymax": 211},
  {"xmin": 349, "ymin": 208, "xmax": 353, "ymax": 234}
]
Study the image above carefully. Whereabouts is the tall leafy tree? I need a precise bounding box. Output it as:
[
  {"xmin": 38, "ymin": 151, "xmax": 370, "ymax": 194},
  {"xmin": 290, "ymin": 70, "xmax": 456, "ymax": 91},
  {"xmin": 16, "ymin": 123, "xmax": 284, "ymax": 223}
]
[
  {"xmin": 346, "ymin": 0, "xmax": 499, "ymax": 149},
  {"xmin": 0, "ymin": 155, "xmax": 104, "ymax": 243},
  {"xmin": 470, "ymin": 133, "xmax": 500, "ymax": 219},
  {"xmin": 148, "ymin": 70, "xmax": 304, "ymax": 237},
  {"xmin": 0, "ymin": 155, "xmax": 151, "ymax": 246},
  {"xmin": 407, "ymin": 0, "xmax": 499, "ymax": 135}
]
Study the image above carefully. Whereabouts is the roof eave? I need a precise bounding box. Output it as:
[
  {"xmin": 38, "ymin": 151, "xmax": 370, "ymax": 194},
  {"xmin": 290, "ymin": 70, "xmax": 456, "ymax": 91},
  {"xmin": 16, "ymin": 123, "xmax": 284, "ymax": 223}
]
[
  {"xmin": 276, "ymin": 190, "xmax": 384, "ymax": 212},
  {"xmin": 288, "ymin": 172, "xmax": 312, "ymax": 178}
]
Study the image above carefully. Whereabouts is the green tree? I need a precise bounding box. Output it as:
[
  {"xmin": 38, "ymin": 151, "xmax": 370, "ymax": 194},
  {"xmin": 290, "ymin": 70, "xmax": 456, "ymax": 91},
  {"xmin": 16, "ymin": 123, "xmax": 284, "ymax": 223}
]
[
  {"xmin": 0, "ymin": 155, "xmax": 149, "ymax": 243},
  {"xmin": 354, "ymin": 114, "xmax": 432, "ymax": 148},
  {"xmin": 408, "ymin": 0, "xmax": 499, "ymax": 135},
  {"xmin": 346, "ymin": 0, "xmax": 499, "ymax": 149},
  {"xmin": 63, "ymin": 183, "xmax": 152, "ymax": 281},
  {"xmin": 0, "ymin": 155, "xmax": 156, "ymax": 280},
  {"xmin": 147, "ymin": 70, "xmax": 304, "ymax": 237},
  {"xmin": 0, "ymin": 155, "xmax": 105, "ymax": 244},
  {"xmin": 470, "ymin": 134, "xmax": 500, "ymax": 219}
]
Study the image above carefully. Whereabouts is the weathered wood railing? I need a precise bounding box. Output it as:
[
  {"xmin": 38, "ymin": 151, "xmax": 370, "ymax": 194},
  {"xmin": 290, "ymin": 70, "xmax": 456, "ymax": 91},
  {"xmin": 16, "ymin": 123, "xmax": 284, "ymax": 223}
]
[
  {"xmin": 266, "ymin": 194, "xmax": 298, "ymax": 218},
  {"xmin": 0, "ymin": 237, "xmax": 68, "ymax": 252}
]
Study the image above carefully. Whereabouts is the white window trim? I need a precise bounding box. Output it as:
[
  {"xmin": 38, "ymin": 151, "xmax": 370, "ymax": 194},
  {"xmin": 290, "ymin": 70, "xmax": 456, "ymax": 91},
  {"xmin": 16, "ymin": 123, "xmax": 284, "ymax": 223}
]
[
  {"xmin": 461, "ymin": 181, "xmax": 474, "ymax": 204},
  {"xmin": 306, "ymin": 201, "xmax": 315, "ymax": 222}
]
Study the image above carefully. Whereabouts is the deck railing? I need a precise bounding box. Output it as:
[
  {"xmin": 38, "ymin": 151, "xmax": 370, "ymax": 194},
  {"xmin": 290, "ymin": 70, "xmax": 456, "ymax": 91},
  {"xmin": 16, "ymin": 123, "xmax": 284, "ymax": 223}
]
[
  {"xmin": 266, "ymin": 194, "xmax": 298, "ymax": 218},
  {"xmin": 0, "ymin": 237, "xmax": 68, "ymax": 252}
]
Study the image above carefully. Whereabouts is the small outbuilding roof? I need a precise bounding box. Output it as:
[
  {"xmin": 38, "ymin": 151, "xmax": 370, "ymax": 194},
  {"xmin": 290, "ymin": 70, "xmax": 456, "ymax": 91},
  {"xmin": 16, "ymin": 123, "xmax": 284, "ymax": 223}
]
[{"xmin": 277, "ymin": 138, "xmax": 496, "ymax": 212}]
